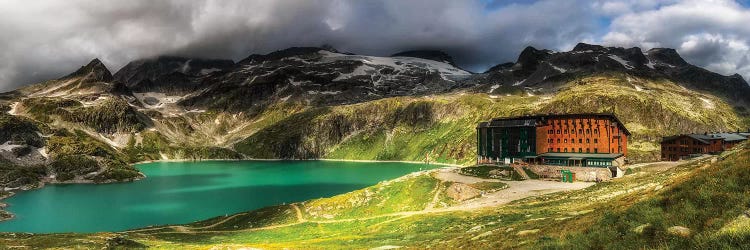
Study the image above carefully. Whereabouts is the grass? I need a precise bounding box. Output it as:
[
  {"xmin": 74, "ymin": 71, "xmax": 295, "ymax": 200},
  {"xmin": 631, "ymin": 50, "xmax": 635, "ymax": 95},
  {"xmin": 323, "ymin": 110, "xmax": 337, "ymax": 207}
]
[{"xmin": 3, "ymin": 142, "xmax": 750, "ymax": 248}]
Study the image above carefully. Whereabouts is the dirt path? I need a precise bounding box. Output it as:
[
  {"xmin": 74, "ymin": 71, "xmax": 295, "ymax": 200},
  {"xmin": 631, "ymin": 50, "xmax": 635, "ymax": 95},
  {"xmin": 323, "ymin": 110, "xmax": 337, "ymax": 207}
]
[
  {"xmin": 139, "ymin": 170, "xmax": 594, "ymax": 235},
  {"xmin": 457, "ymin": 180, "xmax": 593, "ymax": 209},
  {"xmin": 292, "ymin": 204, "xmax": 306, "ymax": 222}
]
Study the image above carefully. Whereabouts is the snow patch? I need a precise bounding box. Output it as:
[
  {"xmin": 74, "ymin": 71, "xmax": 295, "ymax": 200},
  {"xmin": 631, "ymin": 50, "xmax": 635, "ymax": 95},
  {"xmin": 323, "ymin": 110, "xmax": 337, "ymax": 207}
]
[
  {"xmin": 488, "ymin": 84, "xmax": 500, "ymax": 93},
  {"xmin": 645, "ymin": 60, "xmax": 655, "ymax": 69},
  {"xmin": 280, "ymin": 95, "xmax": 292, "ymax": 102},
  {"xmin": 318, "ymin": 50, "xmax": 470, "ymax": 82},
  {"xmin": 133, "ymin": 92, "xmax": 184, "ymax": 109},
  {"xmin": 607, "ymin": 55, "xmax": 634, "ymax": 69},
  {"xmin": 527, "ymin": 91, "xmax": 535, "ymax": 97},
  {"xmin": 7, "ymin": 102, "xmax": 19, "ymax": 115},
  {"xmin": 513, "ymin": 79, "xmax": 527, "ymax": 86},
  {"xmin": 548, "ymin": 63, "xmax": 567, "ymax": 73},
  {"xmin": 700, "ymin": 97, "xmax": 715, "ymax": 109},
  {"xmin": 634, "ymin": 85, "xmax": 644, "ymax": 91},
  {"xmin": 199, "ymin": 68, "xmax": 222, "ymax": 75},
  {"xmin": 38, "ymin": 147, "xmax": 48, "ymax": 158},
  {"xmin": 0, "ymin": 141, "xmax": 22, "ymax": 151}
]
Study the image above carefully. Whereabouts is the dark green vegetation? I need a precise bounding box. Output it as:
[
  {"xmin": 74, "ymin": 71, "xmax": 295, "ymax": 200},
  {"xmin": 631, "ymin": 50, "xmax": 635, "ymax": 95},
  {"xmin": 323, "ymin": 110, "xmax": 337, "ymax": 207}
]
[{"xmin": 3, "ymin": 142, "xmax": 747, "ymax": 249}]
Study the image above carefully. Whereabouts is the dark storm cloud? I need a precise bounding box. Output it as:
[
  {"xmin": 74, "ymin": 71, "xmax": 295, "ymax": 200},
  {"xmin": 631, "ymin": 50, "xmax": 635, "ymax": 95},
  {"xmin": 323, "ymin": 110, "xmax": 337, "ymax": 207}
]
[{"xmin": 0, "ymin": 0, "xmax": 748, "ymax": 92}]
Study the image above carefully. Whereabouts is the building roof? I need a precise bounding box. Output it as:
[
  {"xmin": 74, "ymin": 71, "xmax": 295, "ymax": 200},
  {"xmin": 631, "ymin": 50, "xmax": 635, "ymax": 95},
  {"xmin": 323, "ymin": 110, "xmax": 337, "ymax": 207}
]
[
  {"xmin": 483, "ymin": 113, "xmax": 631, "ymax": 135},
  {"xmin": 713, "ymin": 133, "xmax": 749, "ymax": 142},
  {"xmin": 538, "ymin": 152, "xmax": 624, "ymax": 159},
  {"xmin": 662, "ymin": 133, "xmax": 747, "ymax": 144}
]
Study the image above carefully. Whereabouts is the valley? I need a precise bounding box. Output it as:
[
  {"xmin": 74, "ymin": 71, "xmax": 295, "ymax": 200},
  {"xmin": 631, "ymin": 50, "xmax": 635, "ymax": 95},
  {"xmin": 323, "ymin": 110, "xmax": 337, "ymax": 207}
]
[{"xmin": 0, "ymin": 43, "xmax": 749, "ymax": 248}]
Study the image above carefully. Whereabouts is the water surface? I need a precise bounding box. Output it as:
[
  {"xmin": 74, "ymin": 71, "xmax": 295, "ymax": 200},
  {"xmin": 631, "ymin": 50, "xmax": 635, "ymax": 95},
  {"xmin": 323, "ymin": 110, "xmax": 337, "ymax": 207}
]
[{"xmin": 0, "ymin": 160, "xmax": 434, "ymax": 233}]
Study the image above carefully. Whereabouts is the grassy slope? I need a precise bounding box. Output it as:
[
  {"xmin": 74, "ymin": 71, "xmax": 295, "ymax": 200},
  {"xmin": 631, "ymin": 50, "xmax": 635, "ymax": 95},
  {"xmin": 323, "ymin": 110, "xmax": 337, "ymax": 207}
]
[
  {"xmin": 5, "ymin": 142, "xmax": 748, "ymax": 249},
  {"xmin": 235, "ymin": 73, "xmax": 748, "ymax": 164}
]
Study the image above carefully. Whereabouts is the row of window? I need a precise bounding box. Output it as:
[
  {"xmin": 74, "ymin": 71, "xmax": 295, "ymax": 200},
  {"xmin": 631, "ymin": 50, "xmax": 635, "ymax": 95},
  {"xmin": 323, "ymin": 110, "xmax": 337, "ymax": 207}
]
[
  {"xmin": 547, "ymin": 129, "xmax": 599, "ymax": 135},
  {"xmin": 547, "ymin": 138, "xmax": 599, "ymax": 144},
  {"xmin": 664, "ymin": 147, "xmax": 703, "ymax": 153},
  {"xmin": 548, "ymin": 148, "xmax": 599, "ymax": 153},
  {"xmin": 546, "ymin": 147, "xmax": 623, "ymax": 153}
]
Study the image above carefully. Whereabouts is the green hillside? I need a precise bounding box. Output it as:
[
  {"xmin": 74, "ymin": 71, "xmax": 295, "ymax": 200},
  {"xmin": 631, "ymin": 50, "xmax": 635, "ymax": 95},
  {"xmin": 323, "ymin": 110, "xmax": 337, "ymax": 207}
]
[
  {"xmin": 2, "ymin": 142, "xmax": 747, "ymax": 249},
  {"xmin": 235, "ymin": 73, "xmax": 748, "ymax": 164}
]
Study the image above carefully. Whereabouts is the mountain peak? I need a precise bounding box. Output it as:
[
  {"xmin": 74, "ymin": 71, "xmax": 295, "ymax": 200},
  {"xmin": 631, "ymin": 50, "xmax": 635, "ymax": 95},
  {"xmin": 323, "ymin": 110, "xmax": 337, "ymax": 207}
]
[
  {"xmin": 646, "ymin": 48, "xmax": 688, "ymax": 66},
  {"xmin": 390, "ymin": 50, "xmax": 456, "ymax": 65},
  {"xmin": 60, "ymin": 58, "xmax": 114, "ymax": 82},
  {"xmin": 572, "ymin": 43, "xmax": 605, "ymax": 52}
]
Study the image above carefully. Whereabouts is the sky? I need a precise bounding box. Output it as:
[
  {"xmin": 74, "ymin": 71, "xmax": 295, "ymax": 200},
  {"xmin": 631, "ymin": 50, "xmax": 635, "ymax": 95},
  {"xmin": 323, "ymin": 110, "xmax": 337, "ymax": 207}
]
[{"xmin": 1, "ymin": 0, "xmax": 749, "ymax": 91}]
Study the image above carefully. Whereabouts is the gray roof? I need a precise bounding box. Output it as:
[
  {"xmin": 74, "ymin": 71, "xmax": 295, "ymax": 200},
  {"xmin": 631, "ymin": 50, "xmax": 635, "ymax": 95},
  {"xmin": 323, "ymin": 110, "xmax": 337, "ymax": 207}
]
[
  {"xmin": 713, "ymin": 133, "xmax": 748, "ymax": 142},
  {"xmin": 538, "ymin": 153, "xmax": 624, "ymax": 159},
  {"xmin": 662, "ymin": 133, "xmax": 747, "ymax": 144}
]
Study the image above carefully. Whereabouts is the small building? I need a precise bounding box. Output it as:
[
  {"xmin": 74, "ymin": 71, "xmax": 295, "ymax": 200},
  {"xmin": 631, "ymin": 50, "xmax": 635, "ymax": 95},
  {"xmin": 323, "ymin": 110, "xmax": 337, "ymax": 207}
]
[{"xmin": 660, "ymin": 132, "xmax": 748, "ymax": 161}]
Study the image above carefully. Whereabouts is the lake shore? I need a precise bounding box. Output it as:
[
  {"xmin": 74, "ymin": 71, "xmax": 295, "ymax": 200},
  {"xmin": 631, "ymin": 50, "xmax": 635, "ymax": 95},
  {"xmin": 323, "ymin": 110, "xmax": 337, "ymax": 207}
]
[
  {"xmin": 0, "ymin": 158, "xmax": 465, "ymax": 225},
  {"xmin": 132, "ymin": 158, "xmax": 467, "ymax": 168}
]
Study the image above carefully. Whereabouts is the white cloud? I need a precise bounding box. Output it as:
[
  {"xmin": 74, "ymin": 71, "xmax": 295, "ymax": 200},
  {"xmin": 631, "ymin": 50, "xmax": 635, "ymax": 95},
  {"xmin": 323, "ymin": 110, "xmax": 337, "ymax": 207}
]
[{"xmin": 602, "ymin": 0, "xmax": 750, "ymax": 81}]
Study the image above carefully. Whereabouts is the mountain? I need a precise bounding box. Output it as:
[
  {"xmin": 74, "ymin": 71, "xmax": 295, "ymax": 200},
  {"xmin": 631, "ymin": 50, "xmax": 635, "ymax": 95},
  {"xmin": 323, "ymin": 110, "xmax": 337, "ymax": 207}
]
[
  {"xmin": 474, "ymin": 43, "xmax": 750, "ymax": 106},
  {"xmin": 113, "ymin": 56, "xmax": 234, "ymax": 94},
  {"xmin": 179, "ymin": 47, "xmax": 471, "ymax": 112},
  {"xmin": 0, "ymin": 43, "xmax": 748, "ymax": 191}
]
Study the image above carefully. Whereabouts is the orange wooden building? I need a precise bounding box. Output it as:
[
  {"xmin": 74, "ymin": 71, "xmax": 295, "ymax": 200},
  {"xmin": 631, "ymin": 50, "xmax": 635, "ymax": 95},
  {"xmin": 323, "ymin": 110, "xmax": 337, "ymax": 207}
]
[{"xmin": 477, "ymin": 113, "xmax": 630, "ymax": 167}]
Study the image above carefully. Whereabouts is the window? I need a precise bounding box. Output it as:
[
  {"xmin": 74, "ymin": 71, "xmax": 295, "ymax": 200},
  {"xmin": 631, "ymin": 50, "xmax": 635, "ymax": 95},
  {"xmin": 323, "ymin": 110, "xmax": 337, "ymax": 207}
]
[
  {"xmin": 571, "ymin": 139, "xmax": 575, "ymax": 144},
  {"xmin": 557, "ymin": 139, "xmax": 561, "ymax": 143},
  {"xmin": 586, "ymin": 148, "xmax": 590, "ymax": 153},
  {"xmin": 594, "ymin": 129, "xmax": 598, "ymax": 134},
  {"xmin": 586, "ymin": 129, "xmax": 591, "ymax": 134},
  {"xmin": 557, "ymin": 148, "xmax": 560, "ymax": 152},
  {"xmin": 579, "ymin": 148, "xmax": 582, "ymax": 153},
  {"xmin": 548, "ymin": 148, "xmax": 553, "ymax": 152},
  {"xmin": 571, "ymin": 129, "xmax": 575, "ymax": 134},
  {"xmin": 564, "ymin": 129, "xmax": 568, "ymax": 134},
  {"xmin": 579, "ymin": 129, "xmax": 583, "ymax": 134},
  {"xmin": 557, "ymin": 130, "xmax": 561, "ymax": 134},
  {"xmin": 594, "ymin": 139, "xmax": 598, "ymax": 143},
  {"xmin": 564, "ymin": 148, "xmax": 568, "ymax": 152},
  {"xmin": 579, "ymin": 139, "xmax": 583, "ymax": 143},
  {"xmin": 586, "ymin": 139, "xmax": 590, "ymax": 143},
  {"xmin": 594, "ymin": 148, "xmax": 598, "ymax": 153},
  {"xmin": 548, "ymin": 130, "xmax": 553, "ymax": 134},
  {"xmin": 564, "ymin": 139, "xmax": 568, "ymax": 143}
]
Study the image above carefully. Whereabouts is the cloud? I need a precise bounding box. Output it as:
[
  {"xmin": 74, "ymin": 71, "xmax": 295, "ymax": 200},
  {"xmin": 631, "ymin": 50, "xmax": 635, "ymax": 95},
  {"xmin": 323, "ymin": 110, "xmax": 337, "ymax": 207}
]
[
  {"xmin": 0, "ymin": 0, "xmax": 747, "ymax": 92},
  {"xmin": 602, "ymin": 0, "xmax": 750, "ymax": 80},
  {"xmin": 0, "ymin": 0, "xmax": 605, "ymax": 91}
]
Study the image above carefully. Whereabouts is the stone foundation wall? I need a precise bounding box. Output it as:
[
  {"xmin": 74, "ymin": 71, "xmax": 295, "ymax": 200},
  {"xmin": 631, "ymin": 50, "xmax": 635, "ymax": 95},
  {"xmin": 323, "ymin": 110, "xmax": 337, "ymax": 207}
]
[{"xmin": 528, "ymin": 165, "xmax": 614, "ymax": 182}]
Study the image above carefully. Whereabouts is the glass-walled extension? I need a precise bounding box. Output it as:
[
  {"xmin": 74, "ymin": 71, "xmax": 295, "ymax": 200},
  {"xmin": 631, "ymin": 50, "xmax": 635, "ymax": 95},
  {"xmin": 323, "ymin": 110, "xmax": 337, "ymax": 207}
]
[{"xmin": 477, "ymin": 121, "xmax": 536, "ymax": 163}]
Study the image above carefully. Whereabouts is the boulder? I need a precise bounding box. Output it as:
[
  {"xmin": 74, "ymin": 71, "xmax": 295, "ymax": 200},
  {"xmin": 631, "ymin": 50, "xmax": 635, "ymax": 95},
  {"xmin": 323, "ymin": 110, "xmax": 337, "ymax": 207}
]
[{"xmin": 667, "ymin": 226, "xmax": 691, "ymax": 237}]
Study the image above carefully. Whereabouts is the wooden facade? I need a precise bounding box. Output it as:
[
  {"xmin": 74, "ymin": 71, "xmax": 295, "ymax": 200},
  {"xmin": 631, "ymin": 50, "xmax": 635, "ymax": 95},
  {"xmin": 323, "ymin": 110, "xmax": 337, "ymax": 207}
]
[{"xmin": 660, "ymin": 133, "xmax": 748, "ymax": 161}]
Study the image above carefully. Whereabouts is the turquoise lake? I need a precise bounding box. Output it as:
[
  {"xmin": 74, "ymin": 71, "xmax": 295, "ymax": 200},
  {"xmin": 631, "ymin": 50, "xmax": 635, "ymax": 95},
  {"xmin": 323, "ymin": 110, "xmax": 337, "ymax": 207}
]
[{"xmin": 0, "ymin": 160, "xmax": 435, "ymax": 233}]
